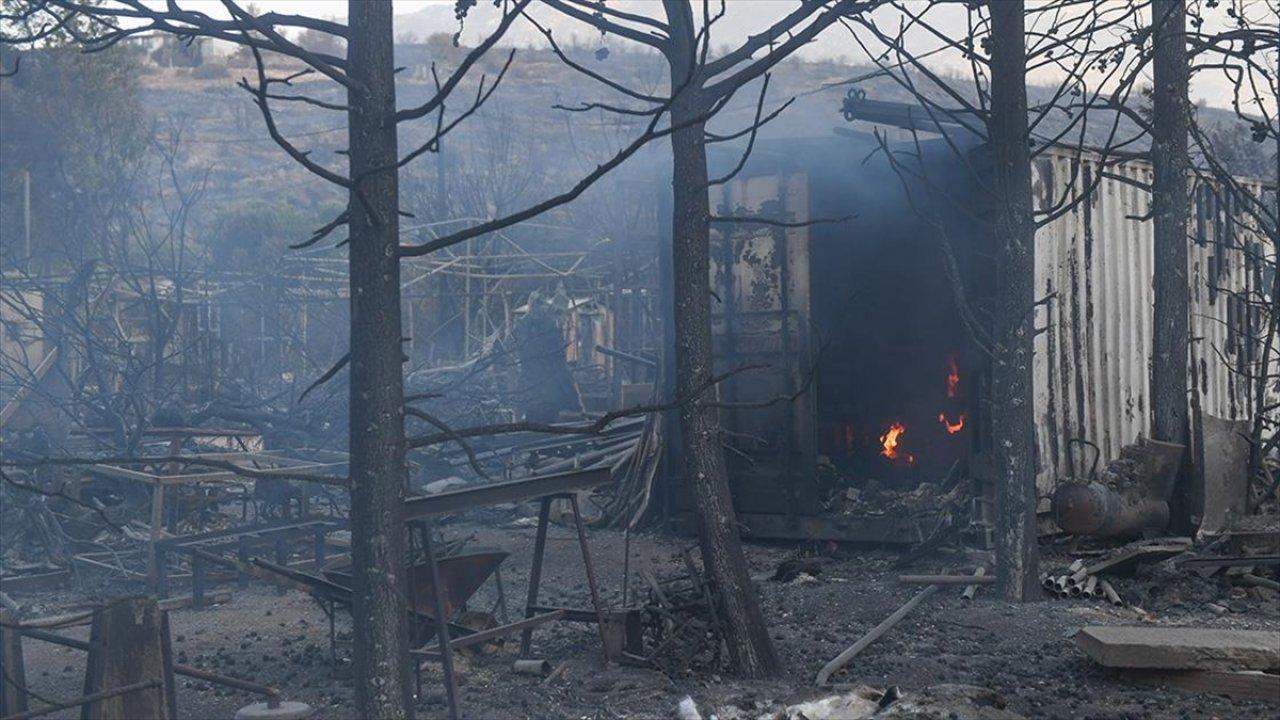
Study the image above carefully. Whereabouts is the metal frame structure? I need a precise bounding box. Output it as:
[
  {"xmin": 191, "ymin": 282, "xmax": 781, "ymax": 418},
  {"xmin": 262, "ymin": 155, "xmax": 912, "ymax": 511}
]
[
  {"xmin": 402, "ymin": 467, "xmax": 613, "ymax": 720},
  {"xmin": 88, "ymin": 449, "xmax": 348, "ymax": 592}
]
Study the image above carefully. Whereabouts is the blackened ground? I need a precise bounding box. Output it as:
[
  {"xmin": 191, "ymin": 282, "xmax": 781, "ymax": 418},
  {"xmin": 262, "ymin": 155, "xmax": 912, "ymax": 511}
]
[{"xmin": 11, "ymin": 521, "xmax": 1279, "ymax": 719}]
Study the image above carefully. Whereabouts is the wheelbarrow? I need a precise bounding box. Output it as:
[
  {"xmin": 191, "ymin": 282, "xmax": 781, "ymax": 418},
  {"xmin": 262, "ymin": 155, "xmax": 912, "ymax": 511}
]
[{"xmin": 252, "ymin": 549, "xmax": 512, "ymax": 650}]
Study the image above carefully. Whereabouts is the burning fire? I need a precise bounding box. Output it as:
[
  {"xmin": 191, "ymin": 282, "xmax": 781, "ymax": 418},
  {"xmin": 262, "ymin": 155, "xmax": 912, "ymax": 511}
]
[
  {"xmin": 870, "ymin": 356, "xmax": 963, "ymax": 466},
  {"xmin": 946, "ymin": 355, "xmax": 960, "ymax": 399},
  {"xmin": 938, "ymin": 412, "xmax": 966, "ymax": 434},
  {"xmin": 880, "ymin": 422, "xmax": 914, "ymax": 464},
  {"xmin": 938, "ymin": 354, "xmax": 966, "ymax": 435}
]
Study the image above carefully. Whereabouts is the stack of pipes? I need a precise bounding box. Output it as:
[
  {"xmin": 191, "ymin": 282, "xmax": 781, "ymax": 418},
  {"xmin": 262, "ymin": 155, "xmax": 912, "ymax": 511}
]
[{"xmin": 1040, "ymin": 559, "xmax": 1124, "ymax": 606}]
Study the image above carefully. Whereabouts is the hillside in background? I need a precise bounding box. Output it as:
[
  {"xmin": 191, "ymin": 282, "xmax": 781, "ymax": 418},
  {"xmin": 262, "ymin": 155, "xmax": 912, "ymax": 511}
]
[{"xmin": 9, "ymin": 34, "xmax": 1267, "ymax": 274}]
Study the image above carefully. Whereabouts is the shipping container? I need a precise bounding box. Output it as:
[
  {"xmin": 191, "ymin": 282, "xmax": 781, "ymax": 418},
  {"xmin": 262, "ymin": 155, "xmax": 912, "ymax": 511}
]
[{"xmin": 661, "ymin": 128, "xmax": 1273, "ymax": 540}]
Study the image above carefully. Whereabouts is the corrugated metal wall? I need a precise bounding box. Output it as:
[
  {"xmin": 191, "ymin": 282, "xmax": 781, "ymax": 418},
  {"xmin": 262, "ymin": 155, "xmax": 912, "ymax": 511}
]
[{"xmin": 1031, "ymin": 146, "xmax": 1269, "ymax": 497}]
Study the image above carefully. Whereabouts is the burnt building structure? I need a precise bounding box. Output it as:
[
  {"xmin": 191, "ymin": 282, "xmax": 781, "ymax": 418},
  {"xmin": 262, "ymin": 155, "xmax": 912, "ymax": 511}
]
[{"xmin": 659, "ymin": 103, "xmax": 1273, "ymax": 542}]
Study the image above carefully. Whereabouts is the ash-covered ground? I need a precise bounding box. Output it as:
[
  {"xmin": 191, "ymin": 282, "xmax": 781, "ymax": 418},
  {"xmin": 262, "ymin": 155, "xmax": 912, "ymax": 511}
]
[{"xmin": 11, "ymin": 521, "xmax": 1279, "ymax": 720}]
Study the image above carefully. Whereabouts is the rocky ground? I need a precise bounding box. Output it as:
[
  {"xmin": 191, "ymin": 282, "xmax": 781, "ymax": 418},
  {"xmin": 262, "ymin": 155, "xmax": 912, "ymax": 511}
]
[{"xmin": 9, "ymin": 519, "xmax": 1279, "ymax": 719}]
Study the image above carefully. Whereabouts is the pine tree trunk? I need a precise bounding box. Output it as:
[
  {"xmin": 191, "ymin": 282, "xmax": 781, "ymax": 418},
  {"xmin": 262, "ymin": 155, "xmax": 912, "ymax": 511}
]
[
  {"xmin": 346, "ymin": 3, "xmax": 413, "ymax": 718},
  {"xmin": 988, "ymin": 0, "xmax": 1040, "ymax": 603},
  {"xmin": 662, "ymin": 0, "xmax": 781, "ymax": 677},
  {"xmin": 1150, "ymin": 0, "xmax": 1190, "ymax": 446}
]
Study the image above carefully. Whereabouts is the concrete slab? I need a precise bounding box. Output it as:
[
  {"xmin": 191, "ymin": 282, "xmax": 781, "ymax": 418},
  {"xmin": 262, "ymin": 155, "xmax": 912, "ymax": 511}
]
[{"xmin": 1076, "ymin": 626, "xmax": 1280, "ymax": 671}]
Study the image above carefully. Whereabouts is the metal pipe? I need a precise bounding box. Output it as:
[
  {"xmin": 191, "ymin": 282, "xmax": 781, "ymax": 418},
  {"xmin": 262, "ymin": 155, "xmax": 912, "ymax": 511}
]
[
  {"xmin": 961, "ymin": 567, "xmax": 986, "ymax": 601},
  {"xmin": 1238, "ymin": 574, "xmax": 1280, "ymax": 592},
  {"xmin": 3, "ymin": 680, "xmax": 160, "ymax": 720},
  {"xmin": 512, "ymin": 659, "xmax": 551, "ymax": 676},
  {"xmin": 1068, "ymin": 566, "xmax": 1090, "ymax": 586},
  {"xmin": 18, "ymin": 628, "xmax": 280, "ymax": 705},
  {"xmin": 19, "ymin": 627, "xmax": 91, "ymax": 651},
  {"xmin": 1098, "ymin": 578, "xmax": 1123, "ymax": 606},
  {"xmin": 816, "ymin": 584, "xmax": 939, "ymax": 686},
  {"xmin": 898, "ymin": 574, "xmax": 995, "ymax": 586},
  {"xmin": 171, "ymin": 663, "xmax": 280, "ymax": 706},
  {"xmin": 593, "ymin": 345, "xmax": 657, "ymax": 369},
  {"xmin": 1083, "ymin": 575, "xmax": 1098, "ymax": 598}
]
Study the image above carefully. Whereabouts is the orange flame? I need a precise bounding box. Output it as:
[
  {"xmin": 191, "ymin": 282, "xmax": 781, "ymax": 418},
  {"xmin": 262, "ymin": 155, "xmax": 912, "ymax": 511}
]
[
  {"xmin": 938, "ymin": 412, "xmax": 965, "ymax": 434},
  {"xmin": 946, "ymin": 355, "xmax": 960, "ymax": 399},
  {"xmin": 880, "ymin": 422, "xmax": 914, "ymax": 464}
]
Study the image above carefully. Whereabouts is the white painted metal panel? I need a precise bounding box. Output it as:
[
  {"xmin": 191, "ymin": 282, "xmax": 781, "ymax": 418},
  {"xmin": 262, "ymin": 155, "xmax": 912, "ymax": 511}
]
[{"xmin": 1032, "ymin": 147, "xmax": 1268, "ymax": 497}]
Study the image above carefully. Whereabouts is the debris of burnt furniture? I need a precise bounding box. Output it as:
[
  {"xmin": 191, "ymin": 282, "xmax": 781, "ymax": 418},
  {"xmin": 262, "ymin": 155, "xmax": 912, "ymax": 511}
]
[
  {"xmin": 85, "ymin": 450, "xmax": 348, "ymax": 594},
  {"xmin": 624, "ymin": 548, "xmax": 722, "ymax": 671}
]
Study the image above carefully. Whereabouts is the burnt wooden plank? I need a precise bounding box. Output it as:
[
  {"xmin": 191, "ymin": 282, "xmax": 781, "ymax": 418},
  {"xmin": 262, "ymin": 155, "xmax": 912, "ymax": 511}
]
[
  {"xmin": 1118, "ymin": 668, "xmax": 1280, "ymax": 704},
  {"xmin": 1082, "ymin": 541, "xmax": 1191, "ymax": 577}
]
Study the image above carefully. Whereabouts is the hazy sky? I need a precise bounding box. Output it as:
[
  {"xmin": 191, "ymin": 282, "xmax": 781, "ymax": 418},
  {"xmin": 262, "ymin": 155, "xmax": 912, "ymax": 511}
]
[{"xmin": 168, "ymin": 1, "xmax": 1276, "ymax": 113}]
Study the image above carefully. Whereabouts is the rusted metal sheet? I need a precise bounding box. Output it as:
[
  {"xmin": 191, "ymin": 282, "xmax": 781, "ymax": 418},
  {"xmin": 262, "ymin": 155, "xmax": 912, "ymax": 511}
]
[
  {"xmin": 1031, "ymin": 146, "xmax": 1270, "ymax": 498},
  {"xmin": 708, "ymin": 171, "xmax": 817, "ymax": 516}
]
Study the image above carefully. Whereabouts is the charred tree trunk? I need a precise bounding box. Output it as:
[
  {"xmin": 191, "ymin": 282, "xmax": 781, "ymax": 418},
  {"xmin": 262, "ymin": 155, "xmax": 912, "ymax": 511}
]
[
  {"xmin": 663, "ymin": 0, "xmax": 781, "ymax": 678},
  {"xmin": 987, "ymin": 0, "xmax": 1040, "ymax": 602},
  {"xmin": 1150, "ymin": 0, "xmax": 1190, "ymax": 447},
  {"xmin": 346, "ymin": 3, "xmax": 413, "ymax": 718}
]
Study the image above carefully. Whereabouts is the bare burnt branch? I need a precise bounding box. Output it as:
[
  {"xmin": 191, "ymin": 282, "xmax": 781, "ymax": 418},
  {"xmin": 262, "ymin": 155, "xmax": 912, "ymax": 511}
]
[
  {"xmin": 539, "ymin": 0, "xmax": 669, "ymax": 50},
  {"xmin": 399, "ymin": 96, "xmax": 698, "ymax": 257},
  {"xmin": 0, "ymin": 467, "xmax": 122, "ymax": 530},
  {"xmin": 404, "ymin": 406, "xmax": 490, "ymax": 480},
  {"xmin": 408, "ymin": 363, "xmax": 767, "ymax": 450},
  {"xmin": 522, "ymin": 11, "xmax": 665, "ymax": 104},
  {"xmin": 703, "ymin": 0, "xmax": 882, "ymax": 99},
  {"xmin": 388, "ymin": 49, "xmax": 518, "ymax": 173},
  {"xmin": 290, "ymin": 209, "xmax": 352, "ymax": 250},
  {"xmin": 235, "ymin": 40, "xmax": 351, "ymax": 188},
  {"xmin": 392, "ymin": 0, "xmax": 532, "ymax": 123},
  {"xmin": 298, "ymin": 352, "xmax": 351, "ymax": 404},
  {"xmin": 705, "ymin": 74, "xmax": 789, "ymax": 187}
]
